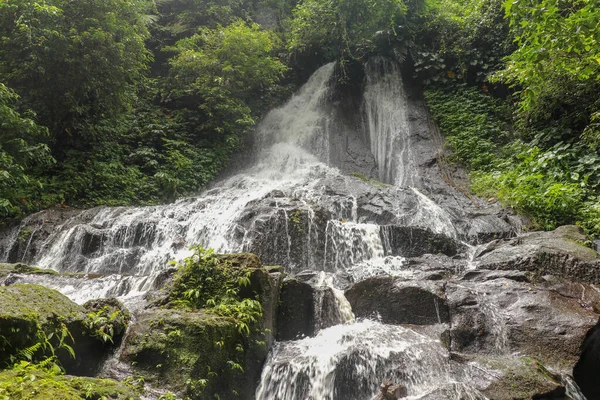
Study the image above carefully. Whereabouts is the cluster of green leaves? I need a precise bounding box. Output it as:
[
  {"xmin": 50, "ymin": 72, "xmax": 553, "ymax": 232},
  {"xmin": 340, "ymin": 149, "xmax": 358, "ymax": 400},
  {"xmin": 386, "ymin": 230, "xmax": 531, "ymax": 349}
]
[
  {"xmin": 288, "ymin": 0, "xmax": 409, "ymax": 61},
  {"xmin": 425, "ymin": 83, "xmax": 512, "ymax": 170},
  {"xmin": 0, "ymin": 360, "xmax": 139, "ymax": 400},
  {"xmin": 0, "ymin": 84, "xmax": 54, "ymax": 217},
  {"xmin": 492, "ymin": 0, "xmax": 599, "ymax": 135},
  {"xmin": 0, "ymin": 0, "xmax": 291, "ymax": 217},
  {"xmin": 169, "ymin": 247, "xmax": 263, "ymax": 336},
  {"xmin": 411, "ymin": 0, "xmax": 514, "ymax": 85},
  {"xmin": 166, "ymin": 20, "xmax": 288, "ymax": 142},
  {"xmin": 421, "ymin": 0, "xmax": 600, "ymax": 236},
  {"xmin": 0, "ymin": 0, "xmax": 151, "ymax": 145}
]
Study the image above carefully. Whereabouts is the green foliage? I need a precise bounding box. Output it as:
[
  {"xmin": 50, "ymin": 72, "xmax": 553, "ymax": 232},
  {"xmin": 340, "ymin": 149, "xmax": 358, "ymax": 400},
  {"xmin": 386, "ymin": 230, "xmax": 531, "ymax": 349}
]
[
  {"xmin": 288, "ymin": 0, "xmax": 409, "ymax": 61},
  {"xmin": 425, "ymin": 83, "xmax": 512, "ymax": 170},
  {"xmin": 0, "ymin": 84, "xmax": 54, "ymax": 217},
  {"xmin": 0, "ymin": 361, "xmax": 139, "ymax": 400},
  {"xmin": 412, "ymin": 0, "xmax": 514, "ymax": 84},
  {"xmin": 167, "ymin": 20, "xmax": 287, "ymax": 139},
  {"xmin": 0, "ymin": 0, "xmax": 152, "ymax": 144},
  {"xmin": 169, "ymin": 247, "xmax": 263, "ymax": 337},
  {"xmin": 493, "ymin": 0, "xmax": 600, "ymax": 136},
  {"xmin": 84, "ymin": 308, "xmax": 125, "ymax": 344}
]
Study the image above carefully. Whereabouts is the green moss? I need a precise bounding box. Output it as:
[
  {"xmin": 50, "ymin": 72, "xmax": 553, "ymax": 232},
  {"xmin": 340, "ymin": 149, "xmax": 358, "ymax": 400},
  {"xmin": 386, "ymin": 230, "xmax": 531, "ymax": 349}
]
[
  {"xmin": 0, "ymin": 367, "xmax": 139, "ymax": 399},
  {"xmin": 17, "ymin": 228, "xmax": 33, "ymax": 243},
  {"xmin": 349, "ymin": 173, "xmax": 388, "ymax": 187},
  {"xmin": 122, "ymin": 310, "xmax": 242, "ymax": 399},
  {"xmin": 478, "ymin": 356, "xmax": 560, "ymax": 400}
]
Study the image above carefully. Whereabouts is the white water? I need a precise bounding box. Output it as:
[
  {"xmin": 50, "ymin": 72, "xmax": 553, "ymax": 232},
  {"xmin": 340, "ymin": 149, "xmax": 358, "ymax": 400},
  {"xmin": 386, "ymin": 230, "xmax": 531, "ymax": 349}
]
[
  {"xmin": 0, "ymin": 59, "xmax": 494, "ymax": 398},
  {"xmin": 256, "ymin": 320, "xmax": 485, "ymax": 399},
  {"xmin": 364, "ymin": 57, "xmax": 416, "ymax": 187}
]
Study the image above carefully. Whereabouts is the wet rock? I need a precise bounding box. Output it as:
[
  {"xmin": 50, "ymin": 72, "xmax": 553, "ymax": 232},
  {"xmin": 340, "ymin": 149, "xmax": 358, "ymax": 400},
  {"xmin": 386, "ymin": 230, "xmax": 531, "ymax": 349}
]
[
  {"xmin": 276, "ymin": 279, "xmax": 316, "ymax": 340},
  {"xmin": 345, "ymin": 277, "xmax": 449, "ymax": 325},
  {"xmin": 573, "ymin": 318, "xmax": 600, "ymax": 399},
  {"xmin": 446, "ymin": 278, "xmax": 598, "ymax": 365},
  {"xmin": 380, "ymin": 225, "xmax": 463, "ymax": 257},
  {"xmin": 122, "ymin": 256, "xmax": 281, "ymax": 400},
  {"xmin": 474, "ymin": 225, "xmax": 600, "ymax": 283},
  {"xmin": 460, "ymin": 269, "xmax": 531, "ymax": 283},
  {"xmin": 379, "ymin": 381, "xmax": 408, "ymax": 399},
  {"xmin": 475, "ymin": 356, "xmax": 565, "ymax": 400}
]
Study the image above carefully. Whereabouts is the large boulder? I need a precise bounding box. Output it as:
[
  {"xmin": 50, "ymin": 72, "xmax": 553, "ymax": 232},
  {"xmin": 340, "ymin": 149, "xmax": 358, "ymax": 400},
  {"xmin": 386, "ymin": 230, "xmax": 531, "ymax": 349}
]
[
  {"xmin": 446, "ymin": 276, "xmax": 599, "ymax": 366},
  {"xmin": 276, "ymin": 277, "xmax": 343, "ymax": 340},
  {"xmin": 0, "ymin": 284, "xmax": 127, "ymax": 375},
  {"xmin": 345, "ymin": 277, "xmax": 449, "ymax": 325},
  {"xmin": 474, "ymin": 225, "xmax": 600, "ymax": 282},
  {"xmin": 121, "ymin": 254, "xmax": 282, "ymax": 400}
]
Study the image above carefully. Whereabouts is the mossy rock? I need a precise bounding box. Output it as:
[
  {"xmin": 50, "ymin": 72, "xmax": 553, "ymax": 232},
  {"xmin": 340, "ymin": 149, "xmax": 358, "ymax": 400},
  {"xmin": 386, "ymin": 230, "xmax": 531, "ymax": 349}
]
[
  {"xmin": 215, "ymin": 253, "xmax": 262, "ymax": 269},
  {"xmin": 0, "ymin": 284, "xmax": 125, "ymax": 375},
  {"xmin": 122, "ymin": 252, "xmax": 281, "ymax": 400},
  {"xmin": 0, "ymin": 263, "xmax": 58, "ymax": 279},
  {"xmin": 0, "ymin": 367, "xmax": 139, "ymax": 399},
  {"xmin": 479, "ymin": 356, "xmax": 563, "ymax": 400},
  {"xmin": 121, "ymin": 309, "xmax": 247, "ymax": 399}
]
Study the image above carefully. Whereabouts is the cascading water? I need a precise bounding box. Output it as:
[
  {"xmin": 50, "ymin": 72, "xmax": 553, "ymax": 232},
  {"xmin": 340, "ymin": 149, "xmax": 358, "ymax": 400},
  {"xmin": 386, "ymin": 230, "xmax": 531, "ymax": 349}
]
[
  {"xmin": 0, "ymin": 58, "xmax": 531, "ymax": 399},
  {"xmin": 363, "ymin": 57, "xmax": 416, "ymax": 187}
]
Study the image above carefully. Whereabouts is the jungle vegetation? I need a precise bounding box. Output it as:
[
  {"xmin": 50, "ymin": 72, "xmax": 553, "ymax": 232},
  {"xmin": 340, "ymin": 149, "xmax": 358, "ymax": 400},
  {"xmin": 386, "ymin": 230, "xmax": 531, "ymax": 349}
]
[{"xmin": 0, "ymin": 0, "xmax": 598, "ymax": 235}]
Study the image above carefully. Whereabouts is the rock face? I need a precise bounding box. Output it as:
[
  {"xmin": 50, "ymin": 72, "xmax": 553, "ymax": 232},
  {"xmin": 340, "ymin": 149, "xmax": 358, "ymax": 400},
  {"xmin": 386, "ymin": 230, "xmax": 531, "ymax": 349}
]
[
  {"xmin": 276, "ymin": 278, "xmax": 343, "ymax": 340},
  {"xmin": 474, "ymin": 225, "xmax": 600, "ymax": 282},
  {"xmin": 345, "ymin": 277, "xmax": 450, "ymax": 325}
]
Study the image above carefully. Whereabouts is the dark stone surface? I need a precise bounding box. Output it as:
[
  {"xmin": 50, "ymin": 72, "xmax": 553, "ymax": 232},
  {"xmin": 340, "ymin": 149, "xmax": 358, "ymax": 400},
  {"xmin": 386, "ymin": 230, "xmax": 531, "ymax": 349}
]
[
  {"xmin": 573, "ymin": 318, "xmax": 600, "ymax": 400},
  {"xmin": 345, "ymin": 276, "xmax": 449, "ymax": 325},
  {"xmin": 276, "ymin": 279, "xmax": 316, "ymax": 340}
]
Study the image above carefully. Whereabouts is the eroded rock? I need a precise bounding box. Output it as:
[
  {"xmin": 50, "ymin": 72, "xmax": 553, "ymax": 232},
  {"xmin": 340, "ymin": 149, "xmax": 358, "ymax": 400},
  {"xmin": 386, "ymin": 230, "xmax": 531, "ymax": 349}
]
[{"xmin": 345, "ymin": 277, "xmax": 449, "ymax": 325}]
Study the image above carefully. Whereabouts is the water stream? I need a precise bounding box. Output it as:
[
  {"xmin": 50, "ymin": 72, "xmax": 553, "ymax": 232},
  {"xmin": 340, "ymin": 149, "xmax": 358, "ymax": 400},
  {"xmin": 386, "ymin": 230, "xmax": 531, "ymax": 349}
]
[{"xmin": 0, "ymin": 58, "xmax": 565, "ymax": 399}]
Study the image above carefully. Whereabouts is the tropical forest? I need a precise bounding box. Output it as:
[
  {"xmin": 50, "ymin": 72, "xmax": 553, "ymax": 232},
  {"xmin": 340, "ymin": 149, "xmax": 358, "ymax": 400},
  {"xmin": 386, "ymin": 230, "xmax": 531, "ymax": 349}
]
[{"xmin": 0, "ymin": 0, "xmax": 599, "ymax": 398}]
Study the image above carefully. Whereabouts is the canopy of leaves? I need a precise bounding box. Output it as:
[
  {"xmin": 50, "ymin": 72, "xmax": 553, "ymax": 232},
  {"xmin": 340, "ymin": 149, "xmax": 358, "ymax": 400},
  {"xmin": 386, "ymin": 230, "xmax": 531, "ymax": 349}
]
[
  {"xmin": 0, "ymin": 0, "xmax": 152, "ymax": 146},
  {"xmin": 167, "ymin": 20, "xmax": 287, "ymax": 139},
  {"xmin": 0, "ymin": 84, "xmax": 54, "ymax": 217},
  {"xmin": 493, "ymin": 0, "xmax": 599, "ymax": 136},
  {"xmin": 288, "ymin": 0, "xmax": 409, "ymax": 61}
]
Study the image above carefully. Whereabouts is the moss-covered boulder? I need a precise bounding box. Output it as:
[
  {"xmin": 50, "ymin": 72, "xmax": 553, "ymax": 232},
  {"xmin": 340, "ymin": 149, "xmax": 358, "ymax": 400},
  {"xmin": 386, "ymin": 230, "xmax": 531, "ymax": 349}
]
[
  {"xmin": 0, "ymin": 366, "xmax": 139, "ymax": 399},
  {"xmin": 0, "ymin": 284, "xmax": 127, "ymax": 375},
  {"xmin": 120, "ymin": 250, "xmax": 282, "ymax": 400}
]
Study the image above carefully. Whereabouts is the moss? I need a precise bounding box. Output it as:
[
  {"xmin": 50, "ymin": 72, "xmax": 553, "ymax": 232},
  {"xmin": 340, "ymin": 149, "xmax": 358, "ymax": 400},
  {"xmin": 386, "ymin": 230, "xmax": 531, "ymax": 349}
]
[
  {"xmin": 0, "ymin": 368, "xmax": 139, "ymax": 399},
  {"xmin": 0, "ymin": 284, "xmax": 86, "ymax": 367},
  {"xmin": 263, "ymin": 265, "xmax": 283, "ymax": 273},
  {"xmin": 349, "ymin": 173, "xmax": 388, "ymax": 187},
  {"xmin": 17, "ymin": 228, "xmax": 33, "ymax": 243},
  {"xmin": 479, "ymin": 356, "xmax": 560, "ymax": 400},
  {"xmin": 122, "ymin": 309, "xmax": 243, "ymax": 399}
]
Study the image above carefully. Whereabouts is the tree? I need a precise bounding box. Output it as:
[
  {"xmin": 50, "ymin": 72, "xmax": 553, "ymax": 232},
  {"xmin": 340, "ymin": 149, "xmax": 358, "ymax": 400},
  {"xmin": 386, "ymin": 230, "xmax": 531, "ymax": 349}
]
[
  {"xmin": 0, "ymin": 84, "xmax": 54, "ymax": 217},
  {"xmin": 288, "ymin": 0, "xmax": 409, "ymax": 61},
  {"xmin": 493, "ymin": 0, "xmax": 600, "ymax": 138},
  {"xmin": 0, "ymin": 0, "xmax": 152, "ymax": 151},
  {"xmin": 167, "ymin": 20, "xmax": 287, "ymax": 140}
]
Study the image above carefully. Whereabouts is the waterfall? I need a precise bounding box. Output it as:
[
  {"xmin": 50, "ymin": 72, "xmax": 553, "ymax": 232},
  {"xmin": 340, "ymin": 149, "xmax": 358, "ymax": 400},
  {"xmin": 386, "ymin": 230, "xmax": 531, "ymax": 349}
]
[
  {"xmin": 0, "ymin": 59, "xmax": 502, "ymax": 399},
  {"xmin": 363, "ymin": 57, "xmax": 417, "ymax": 187}
]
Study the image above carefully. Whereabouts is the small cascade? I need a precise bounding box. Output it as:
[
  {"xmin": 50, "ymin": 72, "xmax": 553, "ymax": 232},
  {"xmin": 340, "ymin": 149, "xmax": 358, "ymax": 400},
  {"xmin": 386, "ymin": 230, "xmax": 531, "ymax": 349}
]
[
  {"xmin": 363, "ymin": 57, "xmax": 416, "ymax": 187},
  {"xmin": 256, "ymin": 320, "xmax": 480, "ymax": 400},
  {"xmin": 409, "ymin": 188, "xmax": 458, "ymax": 239}
]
